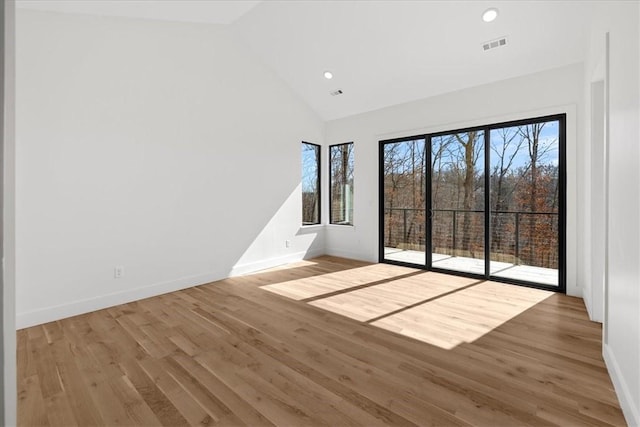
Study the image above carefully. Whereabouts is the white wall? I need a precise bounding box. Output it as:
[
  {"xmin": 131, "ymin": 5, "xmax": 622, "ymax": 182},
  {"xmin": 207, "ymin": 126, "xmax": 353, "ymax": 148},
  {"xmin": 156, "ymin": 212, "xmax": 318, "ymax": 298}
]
[
  {"xmin": 585, "ymin": 79, "xmax": 605, "ymax": 323},
  {"xmin": 16, "ymin": 10, "xmax": 325, "ymax": 328},
  {"xmin": 585, "ymin": 2, "xmax": 640, "ymax": 426},
  {"xmin": 325, "ymin": 63, "xmax": 584, "ymax": 297},
  {"xmin": 2, "ymin": 1, "xmax": 16, "ymax": 425},
  {"xmin": 579, "ymin": 24, "xmax": 604, "ymax": 323}
]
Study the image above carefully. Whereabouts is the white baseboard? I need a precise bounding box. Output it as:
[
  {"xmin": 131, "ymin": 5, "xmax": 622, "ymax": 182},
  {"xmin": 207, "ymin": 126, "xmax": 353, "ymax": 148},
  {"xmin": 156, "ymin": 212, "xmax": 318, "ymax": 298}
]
[
  {"xmin": 229, "ymin": 249, "xmax": 325, "ymax": 277},
  {"xmin": 604, "ymin": 343, "xmax": 640, "ymax": 427},
  {"xmin": 584, "ymin": 298, "xmax": 603, "ymax": 323},
  {"xmin": 583, "ymin": 288, "xmax": 594, "ymax": 319},
  {"xmin": 16, "ymin": 269, "xmax": 229, "ymax": 329},
  {"xmin": 325, "ymin": 248, "xmax": 376, "ymax": 263},
  {"xmin": 17, "ymin": 249, "xmax": 328, "ymax": 329}
]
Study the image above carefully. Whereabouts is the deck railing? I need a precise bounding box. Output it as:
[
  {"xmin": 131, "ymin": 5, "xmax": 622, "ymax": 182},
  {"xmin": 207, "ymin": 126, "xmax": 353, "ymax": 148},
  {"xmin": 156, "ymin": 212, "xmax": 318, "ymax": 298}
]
[{"xmin": 384, "ymin": 207, "xmax": 559, "ymax": 267}]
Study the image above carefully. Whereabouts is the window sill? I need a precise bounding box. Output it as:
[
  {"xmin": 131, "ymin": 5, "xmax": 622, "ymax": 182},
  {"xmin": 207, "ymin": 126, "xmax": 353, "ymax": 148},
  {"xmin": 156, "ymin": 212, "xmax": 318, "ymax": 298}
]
[
  {"xmin": 299, "ymin": 224, "xmax": 324, "ymax": 232},
  {"xmin": 326, "ymin": 224, "xmax": 356, "ymax": 231}
]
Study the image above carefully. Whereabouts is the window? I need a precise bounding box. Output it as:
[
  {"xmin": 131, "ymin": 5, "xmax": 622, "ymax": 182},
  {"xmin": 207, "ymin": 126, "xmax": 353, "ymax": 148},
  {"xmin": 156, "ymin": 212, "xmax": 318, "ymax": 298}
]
[
  {"xmin": 330, "ymin": 142, "xmax": 354, "ymax": 225},
  {"xmin": 302, "ymin": 142, "xmax": 321, "ymax": 225},
  {"xmin": 379, "ymin": 114, "xmax": 565, "ymax": 292}
]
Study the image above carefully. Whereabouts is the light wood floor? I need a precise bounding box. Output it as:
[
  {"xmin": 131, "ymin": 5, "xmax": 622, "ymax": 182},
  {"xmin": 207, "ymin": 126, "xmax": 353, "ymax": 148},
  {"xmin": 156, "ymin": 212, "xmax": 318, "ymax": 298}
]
[{"xmin": 18, "ymin": 256, "xmax": 626, "ymax": 426}]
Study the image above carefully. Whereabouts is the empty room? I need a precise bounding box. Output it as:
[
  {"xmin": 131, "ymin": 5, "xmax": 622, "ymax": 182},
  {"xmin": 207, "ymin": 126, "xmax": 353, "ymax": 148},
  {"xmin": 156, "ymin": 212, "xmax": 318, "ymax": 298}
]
[{"xmin": 1, "ymin": 0, "xmax": 639, "ymax": 426}]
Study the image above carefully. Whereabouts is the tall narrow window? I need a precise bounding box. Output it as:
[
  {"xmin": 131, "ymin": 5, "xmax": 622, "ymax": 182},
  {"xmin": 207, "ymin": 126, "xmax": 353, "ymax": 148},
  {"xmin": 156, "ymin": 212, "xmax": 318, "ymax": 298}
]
[
  {"xmin": 330, "ymin": 142, "xmax": 354, "ymax": 225},
  {"xmin": 302, "ymin": 142, "xmax": 321, "ymax": 225}
]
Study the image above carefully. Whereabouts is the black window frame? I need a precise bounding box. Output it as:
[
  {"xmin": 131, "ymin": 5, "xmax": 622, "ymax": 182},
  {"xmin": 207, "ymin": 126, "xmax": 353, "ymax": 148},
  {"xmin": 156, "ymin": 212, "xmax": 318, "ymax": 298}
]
[
  {"xmin": 329, "ymin": 142, "xmax": 355, "ymax": 226},
  {"xmin": 301, "ymin": 141, "xmax": 322, "ymax": 226},
  {"xmin": 378, "ymin": 113, "xmax": 566, "ymax": 293}
]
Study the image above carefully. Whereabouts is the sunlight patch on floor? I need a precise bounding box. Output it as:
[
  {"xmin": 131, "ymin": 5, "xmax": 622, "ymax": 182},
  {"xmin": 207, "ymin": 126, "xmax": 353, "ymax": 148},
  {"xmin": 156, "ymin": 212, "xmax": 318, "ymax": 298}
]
[
  {"xmin": 372, "ymin": 281, "xmax": 553, "ymax": 349},
  {"xmin": 308, "ymin": 272, "xmax": 477, "ymax": 322},
  {"xmin": 260, "ymin": 263, "xmax": 419, "ymax": 300},
  {"xmin": 262, "ymin": 266, "xmax": 553, "ymax": 350}
]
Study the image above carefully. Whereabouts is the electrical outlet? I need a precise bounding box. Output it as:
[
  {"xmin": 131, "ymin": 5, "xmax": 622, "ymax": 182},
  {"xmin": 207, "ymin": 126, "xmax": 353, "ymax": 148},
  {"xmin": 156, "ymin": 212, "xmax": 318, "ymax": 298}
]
[
  {"xmin": 114, "ymin": 266, "xmax": 124, "ymax": 279},
  {"xmin": 285, "ymin": 240, "xmax": 291, "ymax": 248}
]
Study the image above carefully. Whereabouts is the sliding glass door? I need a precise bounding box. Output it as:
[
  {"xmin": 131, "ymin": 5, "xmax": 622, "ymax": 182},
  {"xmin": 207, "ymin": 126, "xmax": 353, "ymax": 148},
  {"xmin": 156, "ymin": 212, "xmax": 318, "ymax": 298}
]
[
  {"xmin": 488, "ymin": 120, "xmax": 561, "ymax": 286},
  {"xmin": 380, "ymin": 138, "xmax": 426, "ymax": 266},
  {"xmin": 430, "ymin": 131, "xmax": 486, "ymax": 275},
  {"xmin": 379, "ymin": 115, "xmax": 565, "ymax": 291}
]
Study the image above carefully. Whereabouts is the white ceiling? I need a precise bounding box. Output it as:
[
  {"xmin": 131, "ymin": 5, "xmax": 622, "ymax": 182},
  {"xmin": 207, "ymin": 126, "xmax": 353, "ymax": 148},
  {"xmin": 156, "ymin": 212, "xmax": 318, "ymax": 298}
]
[
  {"xmin": 16, "ymin": 0, "xmax": 261, "ymax": 25},
  {"xmin": 17, "ymin": 0, "xmax": 598, "ymax": 121},
  {"xmin": 233, "ymin": 1, "xmax": 597, "ymax": 120}
]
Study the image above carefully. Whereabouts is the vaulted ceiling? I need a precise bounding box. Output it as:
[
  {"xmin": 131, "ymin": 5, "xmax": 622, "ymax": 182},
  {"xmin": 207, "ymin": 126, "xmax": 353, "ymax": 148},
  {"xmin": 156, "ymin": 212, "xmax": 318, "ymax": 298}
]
[
  {"xmin": 17, "ymin": 0, "xmax": 261, "ymax": 25},
  {"xmin": 17, "ymin": 0, "xmax": 599, "ymax": 121}
]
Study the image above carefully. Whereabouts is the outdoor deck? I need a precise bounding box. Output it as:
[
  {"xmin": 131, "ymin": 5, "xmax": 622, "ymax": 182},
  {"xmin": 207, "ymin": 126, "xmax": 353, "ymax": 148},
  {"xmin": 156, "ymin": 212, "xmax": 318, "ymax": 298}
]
[{"xmin": 384, "ymin": 248, "xmax": 558, "ymax": 286}]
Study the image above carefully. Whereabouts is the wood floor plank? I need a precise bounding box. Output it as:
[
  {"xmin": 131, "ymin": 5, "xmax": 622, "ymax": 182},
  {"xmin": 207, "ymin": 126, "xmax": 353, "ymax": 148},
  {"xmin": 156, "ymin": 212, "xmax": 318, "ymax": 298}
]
[
  {"xmin": 28, "ymin": 326, "xmax": 64, "ymax": 400},
  {"xmin": 48, "ymin": 340, "xmax": 105, "ymax": 426},
  {"xmin": 17, "ymin": 329, "xmax": 36, "ymax": 381},
  {"xmin": 17, "ymin": 256, "xmax": 626, "ymax": 426},
  {"xmin": 138, "ymin": 356, "xmax": 216, "ymax": 426},
  {"xmin": 169, "ymin": 351, "xmax": 276, "ymax": 427},
  {"xmin": 118, "ymin": 358, "xmax": 190, "ymax": 427},
  {"xmin": 44, "ymin": 391, "xmax": 78, "ymax": 427},
  {"xmin": 18, "ymin": 375, "xmax": 49, "ymax": 427}
]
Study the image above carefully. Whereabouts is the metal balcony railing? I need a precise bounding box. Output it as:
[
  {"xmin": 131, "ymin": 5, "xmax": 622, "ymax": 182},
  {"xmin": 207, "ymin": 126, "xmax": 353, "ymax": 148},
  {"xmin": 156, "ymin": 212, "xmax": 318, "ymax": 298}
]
[{"xmin": 383, "ymin": 207, "xmax": 559, "ymax": 267}]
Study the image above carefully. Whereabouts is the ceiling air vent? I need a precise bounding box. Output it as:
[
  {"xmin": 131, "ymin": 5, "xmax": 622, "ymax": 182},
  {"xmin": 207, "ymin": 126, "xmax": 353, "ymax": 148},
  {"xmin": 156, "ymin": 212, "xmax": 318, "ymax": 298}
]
[
  {"xmin": 330, "ymin": 89, "xmax": 343, "ymax": 96},
  {"xmin": 482, "ymin": 36, "xmax": 507, "ymax": 51}
]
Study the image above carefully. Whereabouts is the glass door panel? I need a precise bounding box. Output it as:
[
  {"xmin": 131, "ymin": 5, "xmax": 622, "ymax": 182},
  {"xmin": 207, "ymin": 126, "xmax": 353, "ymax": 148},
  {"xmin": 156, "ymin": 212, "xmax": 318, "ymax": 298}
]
[
  {"xmin": 381, "ymin": 139, "xmax": 426, "ymax": 266},
  {"xmin": 489, "ymin": 121, "xmax": 560, "ymax": 286},
  {"xmin": 379, "ymin": 115, "xmax": 564, "ymax": 291},
  {"xmin": 430, "ymin": 131, "xmax": 485, "ymax": 274}
]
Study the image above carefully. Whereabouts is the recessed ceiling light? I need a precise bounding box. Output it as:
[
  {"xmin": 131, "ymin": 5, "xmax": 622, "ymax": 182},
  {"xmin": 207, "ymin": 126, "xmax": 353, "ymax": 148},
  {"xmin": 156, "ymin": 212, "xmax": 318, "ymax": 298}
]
[
  {"xmin": 323, "ymin": 71, "xmax": 333, "ymax": 79},
  {"xmin": 482, "ymin": 8, "xmax": 498, "ymax": 23}
]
